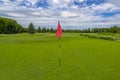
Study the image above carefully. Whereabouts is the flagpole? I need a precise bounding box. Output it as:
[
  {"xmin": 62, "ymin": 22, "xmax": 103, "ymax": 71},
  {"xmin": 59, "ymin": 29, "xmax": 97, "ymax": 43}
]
[
  {"xmin": 56, "ymin": 21, "xmax": 62, "ymax": 71},
  {"xmin": 58, "ymin": 37, "xmax": 61, "ymax": 70}
]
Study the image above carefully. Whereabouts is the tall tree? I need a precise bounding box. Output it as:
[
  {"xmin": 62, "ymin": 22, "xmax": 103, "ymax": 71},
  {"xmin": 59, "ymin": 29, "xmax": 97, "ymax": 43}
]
[
  {"xmin": 37, "ymin": 26, "xmax": 41, "ymax": 33},
  {"xmin": 28, "ymin": 23, "xmax": 35, "ymax": 34},
  {"xmin": 41, "ymin": 27, "xmax": 46, "ymax": 33}
]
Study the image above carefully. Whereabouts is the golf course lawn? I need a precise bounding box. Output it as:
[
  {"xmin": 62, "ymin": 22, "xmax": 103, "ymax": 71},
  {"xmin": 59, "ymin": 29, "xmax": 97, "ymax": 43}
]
[{"xmin": 0, "ymin": 33, "xmax": 120, "ymax": 80}]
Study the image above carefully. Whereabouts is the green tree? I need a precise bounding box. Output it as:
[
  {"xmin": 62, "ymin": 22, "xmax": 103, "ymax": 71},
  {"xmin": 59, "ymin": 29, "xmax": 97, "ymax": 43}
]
[
  {"xmin": 50, "ymin": 27, "xmax": 54, "ymax": 33},
  {"xmin": 37, "ymin": 26, "xmax": 41, "ymax": 33},
  {"xmin": 46, "ymin": 28, "xmax": 50, "ymax": 32},
  {"xmin": 15, "ymin": 24, "xmax": 23, "ymax": 33},
  {"xmin": 28, "ymin": 23, "xmax": 35, "ymax": 34},
  {"xmin": 110, "ymin": 26, "xmax": 120, "ymax": 33},
  {"xmin": 0, "ymin": 17, "xmax": 23, "ymax": 34},
  {"xmin": 41, "ymin": 27, "xmax": 46, "ymax": 33}
]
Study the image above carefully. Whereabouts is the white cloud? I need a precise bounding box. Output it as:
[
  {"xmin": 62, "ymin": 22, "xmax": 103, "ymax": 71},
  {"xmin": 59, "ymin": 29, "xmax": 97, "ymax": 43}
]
[
  {"xmin": 16, "ymin": 0, "xmax": 38, "ymax": 5},
  {"xmin": 49, "ymin": 0, "xmax": 74, "ymax": 9},
  {"xmin": 78, "ymin": 0, "xmax": 85, "ymax": 2},
  {"xmin": 106, "ymin": 0, "xmax": 120, "ymax": 6},
  {"xmin": 70, "ymin": 5, "xmax": 79, "ymax": 9},
  {"xmin": 61, "ymin": 11, "xmax": 78, "ymax": 18},
  {"xmin": 52, "ymin": 0, "xmax": 59, "ymax": 3},
  {"xmin": 6, "ymin": 13, "xmax": 27, "ymax": 17},
  {"xmin": 93, "ymin": 3, "xmax": 118, "ymax": 12}
]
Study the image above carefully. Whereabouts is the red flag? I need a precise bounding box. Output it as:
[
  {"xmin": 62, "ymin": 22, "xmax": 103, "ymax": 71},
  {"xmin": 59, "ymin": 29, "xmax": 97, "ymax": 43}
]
[{"xmin": 56, "ymin": 21, "xmax": 62, "ymax": 38}]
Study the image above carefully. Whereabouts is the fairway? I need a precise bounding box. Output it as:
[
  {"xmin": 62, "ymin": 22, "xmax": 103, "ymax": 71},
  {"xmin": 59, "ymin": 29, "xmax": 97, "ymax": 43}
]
[{"xmin": 0, "ymin": 33, "xmax": 120, "ymax": 80}]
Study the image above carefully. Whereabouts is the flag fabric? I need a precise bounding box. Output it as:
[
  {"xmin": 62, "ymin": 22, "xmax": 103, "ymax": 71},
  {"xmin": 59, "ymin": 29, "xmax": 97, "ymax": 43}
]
[{"xmin": 56, "ymin": 21, "xmax": 62, "ymax": 38}]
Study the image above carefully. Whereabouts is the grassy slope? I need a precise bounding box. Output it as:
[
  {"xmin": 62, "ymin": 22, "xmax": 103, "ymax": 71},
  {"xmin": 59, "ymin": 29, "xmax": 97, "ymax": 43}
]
[{"xmin": 0, "ymin": 33, "xmax": 120, "ymax": 80}]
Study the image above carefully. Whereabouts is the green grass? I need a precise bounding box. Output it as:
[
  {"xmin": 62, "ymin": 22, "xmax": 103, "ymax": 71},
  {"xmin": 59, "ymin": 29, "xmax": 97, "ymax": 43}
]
[{"xmin": 0, "ymin": 33, "xmax": 120, "ymax": 80}]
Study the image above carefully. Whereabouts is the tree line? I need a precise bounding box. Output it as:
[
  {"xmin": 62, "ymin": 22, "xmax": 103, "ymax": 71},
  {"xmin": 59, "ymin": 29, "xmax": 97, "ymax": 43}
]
[
  {"xmin": 0, "ymin": 17, "xmax": 120, "ymax": 34},
  {"xmin": 26, "ymin": 23, "xmax": 56, "ymax": 34},
  {"xmin": 63, "ymin": 26, "xmax": 120, "ymax": 33},
  {"xmin": 0, "ymin": 17, "xmax": 23, "ymax": 34},
  {"xmin": 0, "ymin": 17, "xmax": 56, "ymax": 34},
  {"xmin": 27, "ymin": 23, "xmax": 120, "ymax": 34}
]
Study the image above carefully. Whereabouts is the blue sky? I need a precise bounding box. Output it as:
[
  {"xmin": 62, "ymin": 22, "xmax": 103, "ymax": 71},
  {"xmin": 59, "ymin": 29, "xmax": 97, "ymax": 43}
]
[{"xmin": 0, "ymin": 0, "xmax": 120, "ymax": 29}]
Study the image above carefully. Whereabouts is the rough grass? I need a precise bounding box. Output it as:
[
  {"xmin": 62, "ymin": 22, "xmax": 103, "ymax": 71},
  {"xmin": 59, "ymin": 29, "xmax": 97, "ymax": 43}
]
[
  {"xmin": 80, "ymin": 33, "xmax": 120, "ymax": 41},
  {"xmin": 0, "ymin": 33, "xmax": 120, "ymax": 80}
]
